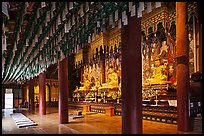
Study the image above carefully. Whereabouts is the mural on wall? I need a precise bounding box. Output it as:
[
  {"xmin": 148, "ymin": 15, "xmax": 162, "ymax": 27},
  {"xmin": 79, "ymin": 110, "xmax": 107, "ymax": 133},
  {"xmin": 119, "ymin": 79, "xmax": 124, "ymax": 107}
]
[{"xmin": 142, "ymin": 37, "xmax": 176, "ymax": 85}]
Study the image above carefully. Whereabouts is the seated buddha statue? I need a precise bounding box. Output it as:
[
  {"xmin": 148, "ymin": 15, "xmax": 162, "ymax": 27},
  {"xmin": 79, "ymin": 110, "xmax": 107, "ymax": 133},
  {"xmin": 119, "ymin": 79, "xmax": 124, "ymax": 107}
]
[
  {"xmin": 102, "ymin": 66, "xmax": 119, "ymax": 88},
  {"xmin": 79, "ymin": 77, "xmax": 91, "ymax": 90},
  {"xmin": 145, "ymin": 55, "xmax": 168, "ymax": 85},
  {"xmin": 91, "ymin": 78, "xmax": 101, "ymax": 90}
]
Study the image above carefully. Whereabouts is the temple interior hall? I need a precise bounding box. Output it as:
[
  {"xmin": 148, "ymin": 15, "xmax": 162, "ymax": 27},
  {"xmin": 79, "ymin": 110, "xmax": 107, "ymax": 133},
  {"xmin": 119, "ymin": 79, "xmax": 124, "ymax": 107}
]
[{"xmin": 2, "ymin": 2, "xmax": 202, "ymax": 134}]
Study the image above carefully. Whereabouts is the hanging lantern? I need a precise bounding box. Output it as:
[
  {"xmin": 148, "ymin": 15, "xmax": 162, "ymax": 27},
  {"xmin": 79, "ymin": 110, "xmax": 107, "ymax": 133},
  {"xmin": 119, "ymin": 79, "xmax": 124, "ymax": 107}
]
[
  {"xmin": 155, "ymin": 2, "xmax": 161, "ymax": 8},
  {"xmin": 35, "ymin": 35, "xmax": 38, "ymax": 43},
  {"xmin": 147, "ymin": 2, "xmax": 152, "ymax": 13},
  {"xmin": 72, "ymin": 14, "xmax": 75, "ymax": 26},
  {"xmin": 115, "ymin": 9, "xmax": 118, "ymax": 21},
  {"xmin": 64, "ymin": 23, "xmax": 68, "ymax": 33},
  {"xmin": 121, "ymin": 10, "xmax": 128, "ymax": 25},
  {"xmin": 62, "ymin": 5, "xmax": 67, "ymax": 21},
  {"xmin": 80, "ymin": 4, "xmax": 84, "ymax": 17},
  {"xmin": 57, "ymin": 14, "xmax": 61, "ymax": 25},
  {"xmin": 128, "ymin": 2, "xmax": 133, "ymax": 12},
  {"xmin": 130, "ymin": 3, "xmax": 136, "ymax": 17},
  {"xmin": 51, "ymin": 4, "xmax": 54, "ymax": 18},
  {"xmin": 118, "ymin": 19, "xmax": 122, "ymax": 29},
  {"xmin": 137, "ymin": 2, "xmax": 144, "ymax": 18},
  {"xmin": 41, "ymin": 2, "xmax": 46, "ymax": 8},
  {"xmin": 46, "ymin": 11, "xmax": 50, "ymax": 26},
  {"xmin": 85, "ymin": 14, "xmax": 89, "ymax": 25},
  {"xmin": 109, "ymin": 13, "xmax": 113, "ymax": 26},
  {"xmin": 14, "ymin": 42, "xmax": 17, "ymax": 51},
  {"xmin": 2, "ymin": 35, "xmax": 7, "ymax": 51},
  {"xmin": 69, "ymin": 2, "xmax": 73, "ymax": 10},
  {"xmin": 85, "ymin": 2, "xmax": 89, "ymax": 12}
]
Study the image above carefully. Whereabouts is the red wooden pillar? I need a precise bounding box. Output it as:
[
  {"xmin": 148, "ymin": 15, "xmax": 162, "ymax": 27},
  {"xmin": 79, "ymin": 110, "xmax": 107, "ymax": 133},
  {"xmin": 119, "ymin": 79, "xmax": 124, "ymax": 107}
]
[
  {"xmin": 23, "ymin": 83, "xmax": 27, "ymax": 101},
  {"xmin": 48, "ymin": 85, "xmax": 51, "ymax": 102},
  {"xmin": 29, "ymin": 79, "xmax": 35, "ymax": 112},
  {"xmin": 121, "ymin": 16, "xmax": 142, "ymax": 134},
  {"xmin": 100, "ymin": 55, "xmax": 106, "ymax": 83},
  {"xmin": 176, "ymin": 2, "xmax": 191, "ymax": 132},
  {"xmin": 58, "ymin": 57, "xmax": 68, "ymax": 124},
  {"xmin": 2, "ymin": 88, "xmax": 5, "ymax": 109},
  {"xmin": 80, "ymin": 66, "xmax": 84, "ymax": 82},
  {"xmin": 198, "ymin": 3, "xmax": 202, "ymax": 72},
  {"xmin": 39, "ymin": 72, "xmax": 46, "ymax": 115}
]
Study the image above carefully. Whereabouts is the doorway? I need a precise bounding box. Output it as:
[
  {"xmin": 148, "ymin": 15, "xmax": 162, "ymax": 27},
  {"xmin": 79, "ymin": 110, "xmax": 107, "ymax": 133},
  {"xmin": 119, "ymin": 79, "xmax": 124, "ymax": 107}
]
[{"xmin": 5, "ymin": 89, "xmax": 13, "ymax": 109}]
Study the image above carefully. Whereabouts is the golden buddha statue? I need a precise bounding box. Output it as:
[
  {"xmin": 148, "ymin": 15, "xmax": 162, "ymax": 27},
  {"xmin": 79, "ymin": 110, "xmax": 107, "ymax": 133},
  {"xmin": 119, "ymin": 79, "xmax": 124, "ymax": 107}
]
[
  {"xmin": 145, "ymin": 55, "xmax": 168, "ymax": 85},
  {"xmin": 79, "ymin": 76, "xmax": 91, "ymax": 90},
  {"xmin": 91, "ymin": 78, "xmax": 101, "ymax": 90},
  {"xmin": 102, "ymin": 67, "xmax": 119, "ymax": 88}
]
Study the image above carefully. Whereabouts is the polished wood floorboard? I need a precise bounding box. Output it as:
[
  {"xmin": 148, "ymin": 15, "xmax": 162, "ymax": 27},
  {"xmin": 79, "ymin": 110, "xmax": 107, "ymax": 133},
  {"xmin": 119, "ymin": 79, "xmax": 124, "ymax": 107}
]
[{"xmin": 2, "ymin": 107, "xmax": 202, "ymax": 134}]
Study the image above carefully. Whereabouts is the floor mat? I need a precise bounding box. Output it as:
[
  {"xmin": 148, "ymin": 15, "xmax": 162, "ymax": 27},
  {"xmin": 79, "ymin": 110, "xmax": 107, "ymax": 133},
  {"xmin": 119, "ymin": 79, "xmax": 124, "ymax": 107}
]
[
  {"xmin": 10, "ymin": 113, "xmax": 37, "ymax": 128},
  {"xmin": 69, "ymin": 115, "xmax": 84, "ymax": 119}
]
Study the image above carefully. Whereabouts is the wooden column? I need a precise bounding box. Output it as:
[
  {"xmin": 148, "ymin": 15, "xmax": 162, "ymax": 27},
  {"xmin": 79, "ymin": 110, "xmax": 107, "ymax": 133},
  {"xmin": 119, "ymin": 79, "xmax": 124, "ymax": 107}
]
[
  {"xmin": 25, "ymin": 81, "xmax": 29, "ymax": 102},
  {"xmin": 58, "ymin": 57, "xmax": 68, "ymax": 124},
  {"xmin": 23, "ymin": 83, "xmax": 27, "ymax": 101},
  {"xmin": 100, "ymin": 55, "xmax": 106, "ymax": 83},
  {"xmin": 121, "ymin": 16, "xmax": 142, "ymax": 134},
  {"xmin": 48, "ymin": 85, "xmax": 51, "ymax": 102},
  {"xmin": 176, "ymin": 2, "xmax": 191, "ymax": 132},
  {"xmin": 2, "ymin": 88, "xmax": 5, "ymax": 109},
  {"xmin": 39, "ymin": 72, "xmax": 46, "ymax": 115},
  {"xmin": 21, "ymin": 85, "xmax": 24, "ymax": 101},
  {"xmin": 198, "ymin": 3, "xmax": 202, "ymax": 73},
  {"xmin": 29, "ymin": 79, "xmax": 35, "ymax": 112},
  {"xmin": 80, "ymin": 66, "xmax": 84, "ymax": 82}
]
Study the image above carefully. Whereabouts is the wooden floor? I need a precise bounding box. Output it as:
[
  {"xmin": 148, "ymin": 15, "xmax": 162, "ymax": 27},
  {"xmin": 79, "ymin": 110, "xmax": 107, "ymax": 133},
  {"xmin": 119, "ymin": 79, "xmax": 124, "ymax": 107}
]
[{"xmin": 2, "ymin": 107, "xmax": 202, "ymax": 134}]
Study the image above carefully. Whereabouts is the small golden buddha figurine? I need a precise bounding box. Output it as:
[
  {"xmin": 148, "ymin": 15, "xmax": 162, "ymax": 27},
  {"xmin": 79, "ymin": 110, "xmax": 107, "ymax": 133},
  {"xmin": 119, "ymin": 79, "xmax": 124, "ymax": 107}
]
[{"xmin": 74, "ymin": 86, "xmax": 79, "ymax": 93}]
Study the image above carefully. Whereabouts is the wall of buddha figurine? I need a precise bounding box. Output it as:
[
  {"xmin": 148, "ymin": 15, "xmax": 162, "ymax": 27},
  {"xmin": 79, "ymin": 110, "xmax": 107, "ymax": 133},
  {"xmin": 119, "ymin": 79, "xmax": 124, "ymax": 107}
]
[
  {"xmin": 141, "ymin": 3, "xmax": 201, "ymax": 87},
  {"xmin": 105, "ymin": 44, "xmax": 121, "ymax": 85},
  {"xmin": 82, "ymin": 62, "xmax": 101, "ymax": 87}
]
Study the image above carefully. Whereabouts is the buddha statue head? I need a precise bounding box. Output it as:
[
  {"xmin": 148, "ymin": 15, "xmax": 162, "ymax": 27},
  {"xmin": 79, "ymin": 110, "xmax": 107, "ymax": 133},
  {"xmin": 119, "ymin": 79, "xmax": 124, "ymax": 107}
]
[
  {"xmin": 153, "ymin": 55, "xmax": 162, "ymax": 67},
  {"xmin": 108, "ymin": 66, "xmax": 115, "ymax": 74}
]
